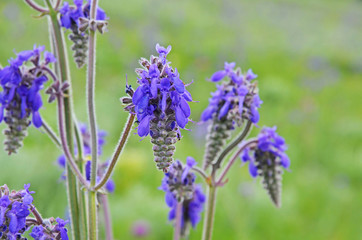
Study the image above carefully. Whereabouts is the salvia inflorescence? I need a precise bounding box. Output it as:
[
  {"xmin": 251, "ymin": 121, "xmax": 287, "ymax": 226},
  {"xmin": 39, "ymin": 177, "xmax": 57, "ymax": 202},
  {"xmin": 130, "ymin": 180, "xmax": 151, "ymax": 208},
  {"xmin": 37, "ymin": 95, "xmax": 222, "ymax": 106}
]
[
  {"xmin": 132, "ymin": 44, "xmax": 192, "ymax": 172},
  {"xmin": 160, "ymin": 157, "xmax": 206, "ymax": 236},
  {"xmin": 2, "ymin": 1, "xmax": 291, "ymax": 239},
  {"xmin": 201, "ymin": 62, "xmax": 262, "ymax": 170},
  {"xmin": 0, "ymin": 46, "xmax": 56, "ymax": 155},
  {"xmin": 60, "ymin": 0, "xmax": 108, "ymax": 68},
  {"xmin": 0, "ymin": 184, "xmax": 69, "ymax": 240}
]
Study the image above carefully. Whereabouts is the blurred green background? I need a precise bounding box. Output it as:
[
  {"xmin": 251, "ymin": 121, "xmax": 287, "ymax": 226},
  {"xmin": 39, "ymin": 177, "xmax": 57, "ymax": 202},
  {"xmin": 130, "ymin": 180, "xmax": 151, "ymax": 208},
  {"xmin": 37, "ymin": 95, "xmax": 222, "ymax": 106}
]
[{"xmin": 1, "ymin": 0, "xmax": 361, "ymax": 239}]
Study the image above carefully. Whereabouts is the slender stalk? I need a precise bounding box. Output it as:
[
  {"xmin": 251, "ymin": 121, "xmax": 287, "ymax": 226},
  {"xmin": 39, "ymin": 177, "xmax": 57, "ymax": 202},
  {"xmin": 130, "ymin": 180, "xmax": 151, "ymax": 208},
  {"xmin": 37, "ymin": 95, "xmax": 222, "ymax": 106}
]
[
  {"xmin": 94, "ymin": 114, "xmax": 135, "ymax": 191},
  {"xmin": 217, "ymin": 140, "xmax": 257, "ymax": 185},
  {"xmin": 45, "ymin": 1, "xmax": 82, "ymax": 238},
  {"xmin": 73, "ymin": 119, "xmax": 88, "ymax": 239},
  {"xmin": 42, "ymin": 66, "xmax": 58, "ymax": 82},
  {"xmin": 24, "ymin": 0, "xmax": 48, "ymax": 13},
  {"xmin": 100, "ymin": 194, "xmax": 113, "ymax": 240},
  {"xmin": 74, "ymin": 120, "xmax": 84, "ymax": 162},
  {"xmin": 87, "ymin": 0, "xmax": 100, "ymax": 239},
  {"xmin": 57, "ymin": 95, "xmax": 89, "ymax": 188},
  {"xmin": 41, "ymin": 120, "xmax": 61, "ymax": 148},
  {"xmin": 191, "ymin": 166, "xmax": 208, "ymax": 182},
  {"xmin": 54, "ymin": 0, "xmax": 62, "ymax": 10},
  {"xmin": 212, "ymin": 120, "xmax": 252, "ymax": 173},
  {"xmin": 201, "ymin": 187, "xmax": 217, "ymax": 240},
  {"xmin": 174, "ymin": 201, "xmax": 183, "ymax": 240},
  {"xmin": 30, "ymin": 205, "xmax": 44, "ymax": 224}
]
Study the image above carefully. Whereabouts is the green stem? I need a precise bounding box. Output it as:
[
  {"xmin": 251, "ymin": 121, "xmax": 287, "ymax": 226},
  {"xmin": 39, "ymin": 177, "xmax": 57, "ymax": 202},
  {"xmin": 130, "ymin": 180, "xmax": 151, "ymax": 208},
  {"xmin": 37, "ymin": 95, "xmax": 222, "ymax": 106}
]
[
  {"xmin": 74, "ymin": 120, "xmax": 88, "ymax": 239},
  {"xmin": 201, "ymin": 186, "xmax": 217, "ymax": 240},
  {"xmin": 41, "ymin": 120, "xmax": 61, "ymax": 149},
  {"xmin": 87, "ymin": 0, "xmax": 100, "ymax": 239},
  {"xmin": 212, "ymin": 120, "xmax": 252, "ymax": 176},
  {"xmin": 95, "ymin": 114, "xmax": 135, "ymax": 191},
  {"xmin": 173, "ymin": 201, "xmax": 183, "ymax": 240},
  {"xmin": 46, "ymin": 1, "xmax": 81, "ymax": 239}
]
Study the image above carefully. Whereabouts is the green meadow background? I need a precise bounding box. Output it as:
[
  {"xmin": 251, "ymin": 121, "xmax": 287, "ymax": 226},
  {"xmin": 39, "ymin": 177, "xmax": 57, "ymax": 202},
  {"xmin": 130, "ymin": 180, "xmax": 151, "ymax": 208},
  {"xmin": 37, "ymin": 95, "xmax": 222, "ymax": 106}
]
[{"xmin": 0, "ymin": 0, "xmax": 361, "ymax": 239}]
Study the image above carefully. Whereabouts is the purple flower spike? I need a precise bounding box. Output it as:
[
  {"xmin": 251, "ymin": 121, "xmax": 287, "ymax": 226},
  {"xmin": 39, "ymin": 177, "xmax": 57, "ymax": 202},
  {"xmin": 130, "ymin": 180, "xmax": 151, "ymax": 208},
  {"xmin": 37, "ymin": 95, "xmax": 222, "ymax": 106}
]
[
  {"xmin": 202, "ymin": 62, "xmax": 261, "ymax": 170},
  {"xmin": 160, "ymin": 158, "xmax": 205, "ymax": 236},
  {"xmin": 130, "ymin": 44, "xmax": 192, "ymax": 171},
  {"xmin": 201, "ymin": 63, "xmax": 261, "ymax": 125},
  {"xmin": 240, "ymin": 126, "xmax": 290, "ymax": 207},
  {"xmin": 0, "ymin": 47, "xmax": 55, "ymax": 154}
]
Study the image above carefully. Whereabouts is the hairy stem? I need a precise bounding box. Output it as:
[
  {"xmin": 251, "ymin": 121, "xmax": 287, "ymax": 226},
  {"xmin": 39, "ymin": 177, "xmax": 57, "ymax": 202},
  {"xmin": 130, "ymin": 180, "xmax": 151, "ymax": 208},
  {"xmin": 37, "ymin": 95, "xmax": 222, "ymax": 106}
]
[
  {"xmin": 94, "ymin": 114, "xmax": 135, "ymax": 191},
  {"xmin": 46, "ymin": 1, "xmax": 81, "ymax": 238},
  {"xmin": 174, "ymin": 201, "xmax": 183, "ymax": 240},
  {"xmin": 217, "ymin": 139, "xmax": 258, "ymax": 185},
  {"xmin": 73, "ymin": 119, "xmax": 88, "ymax": 239},
  {"xmin": 41, "ymin": 119, "xmax": 61, "ymax": 148},
  {"xmin": 191, "ymin": 166, "xmax": 208, "ymax": 182},
  {"xmin": 87, "ymin": 0, "xmax": 100, "ymax": 239},
  {"xmin": 201, "ymin": 186, "xmax": 217, "ymax": 240},
  {"xmin": 212, "ymin": 120, "xmax": 252, "ymax": 175},
  {"xmin": 24, "ymin": 0, "xmax": 48, "ymax": 13},
  {"xmin": 57, "ymin": 96, "xmax": 89, "ymax": 188},
  {"xmin": 100, "ymin": 194, "xmax": 113, "ymax": 240}
]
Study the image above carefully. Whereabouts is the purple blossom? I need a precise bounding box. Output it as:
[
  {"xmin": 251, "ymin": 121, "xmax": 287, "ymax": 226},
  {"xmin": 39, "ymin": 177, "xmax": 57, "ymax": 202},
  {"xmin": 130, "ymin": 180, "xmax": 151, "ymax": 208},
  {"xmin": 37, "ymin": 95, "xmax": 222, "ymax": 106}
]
[
  {"xmin": 0, "ymin": 46, "xmax": 52, "ymax": 127},
  {"xmin": 0, "ymin": 184, "xmax": 34, "ymax": 239},
  {"xmin": 160, "ymin": 157, "xmax": 205, "ymax": 232},
  {"xmin": 60, "ymin": 0, "xmax": 108, "ymax": 30},
  {"xmin": 132, "ymin": 44, "xmax": 192, "ymax": 138},
  {"xmin": 241, "ymin": 126, "xmax": 289, "ymax": 177},
  {"xmin": 0, "ymin": 46, "xmax": 54, "ymax": 154},
  {"xmin": 201, "ymin": 62, "xmax": 262, "ymax": 125}
]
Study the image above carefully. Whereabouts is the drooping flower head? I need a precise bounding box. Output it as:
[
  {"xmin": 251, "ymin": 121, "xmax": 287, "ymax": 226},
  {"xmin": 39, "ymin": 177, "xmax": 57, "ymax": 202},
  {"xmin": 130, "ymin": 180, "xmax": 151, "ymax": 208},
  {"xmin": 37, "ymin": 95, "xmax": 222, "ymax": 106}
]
[
  {"xmin": 160, "ymin": 157, "xmax": 206, "ymax": 235},
  {"xmin": 60, "ymin": 0, "xmax": 108, "ymax": 68},
  {"xmin": 132, "ymin": 44, "xmax": 192, "ymax": 171},
  {"xmin": 0, "ymin": 46, "xmax": 56, "ymax": 154},
  {"xmin": 241, "ymin": 126, "xmax": 289, "ymax": 207},
  {"xmin": 201, "ymin": 62, "xmax": 261, "ymax": 170}
]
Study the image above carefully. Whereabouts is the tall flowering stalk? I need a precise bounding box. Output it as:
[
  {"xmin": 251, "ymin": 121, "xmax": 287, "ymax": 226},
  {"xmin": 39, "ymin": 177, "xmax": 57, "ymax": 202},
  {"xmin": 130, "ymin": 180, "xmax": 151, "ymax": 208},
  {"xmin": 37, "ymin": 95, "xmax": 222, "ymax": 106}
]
[
  {"xmin": 2, "ymin": 1, "xmax": 292, "ymax": 239},
  {"xmin": 199, "ymin": 63, "xmax": 290, "ymax": 240}
]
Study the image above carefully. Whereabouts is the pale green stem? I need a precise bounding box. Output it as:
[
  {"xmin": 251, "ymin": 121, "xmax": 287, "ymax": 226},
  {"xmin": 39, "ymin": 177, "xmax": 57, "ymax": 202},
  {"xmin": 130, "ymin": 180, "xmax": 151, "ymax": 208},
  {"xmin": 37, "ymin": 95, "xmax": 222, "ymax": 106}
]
[
  {"xmin": 100, "ymin": 194, "xmax": 113, "ymax": 240},
  {"xmin": 94, "ymin": 114, "xmax": 135, "ymax": 191},
  {"xmin": 41, "ymin": 119, "xmax": 61, "ymax": 148},
  {"xmin": 201, "ymin": 187, "xmax": 217, "ymax": 240},
  {"xmin": 87, "ymin": 0, "xmax": 100, "ymax": 239},
  {"xmin": 174, "ymin": 201, "xmax": 183, "ymax": 240},
  {"xmin": 45, "ymin": 1, "xmax": 82, "ymax": 238}
]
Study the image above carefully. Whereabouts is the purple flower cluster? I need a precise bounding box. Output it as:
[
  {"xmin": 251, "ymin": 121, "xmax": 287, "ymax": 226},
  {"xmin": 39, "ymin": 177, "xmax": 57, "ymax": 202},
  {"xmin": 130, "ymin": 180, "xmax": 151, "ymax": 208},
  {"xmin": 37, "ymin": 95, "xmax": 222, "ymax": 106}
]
[
  {"xmin": 241, "ymin": 126, "xmax": 289, "ymax": 207},
  {"xmin": 160, "ymin": 157, "xmax": 206, "ymax": 232},
  {"xmin": 60, "ymin": 0, "xmax": 107, "ymax": 30},
  {"xmin": 133, "ymin": 44, "xmax": 192, "ymax": 137},
  {"xmin": 0, "ymin": 184, "xmax": 33, "ymax": 239},
  {"xmin": 131, "ymin": 44, "xmax": 192, "ymax": 171},
  {"xmin": 0, "ymin": 46, "xmax": 56, "ymax": 154},
  {"xmin": 241, "ymin": 126, "xmax": 290, "ymax": 177},
  {"xmin": 201, "ymin": 62, "xmax": 262, "ymax": 125},
  {"xmin": 29, "ymin": 218, "xmax": 69, "ymax": 240},
  {"xmin": 0, "ymin": 45, "xmax": 55, "ymax": 128},
  {"xmin": 57, "ymin": 124, "xmax": 115, "ymax": 193}
]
